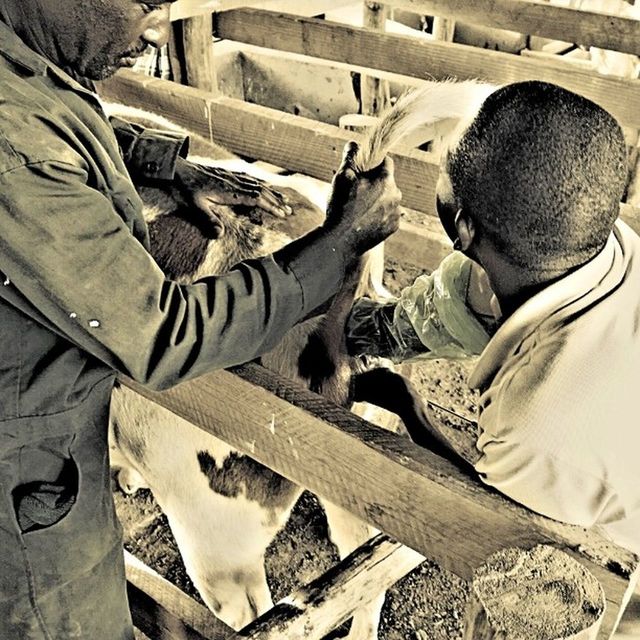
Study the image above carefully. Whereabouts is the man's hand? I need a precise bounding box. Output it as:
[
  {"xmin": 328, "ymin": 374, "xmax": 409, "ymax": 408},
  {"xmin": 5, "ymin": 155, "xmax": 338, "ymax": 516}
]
[
  {"xmin": 174, "ymin": 157, "xmax": 292, "ymax": 219},
  {"xmin": 325, "ymin": 141, "xmax": 402, "ymax": 256}
]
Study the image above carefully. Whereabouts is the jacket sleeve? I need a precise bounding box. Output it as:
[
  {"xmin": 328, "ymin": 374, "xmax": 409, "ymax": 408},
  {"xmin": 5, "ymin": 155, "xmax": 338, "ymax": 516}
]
[
  {"xmin": 109, "ymin": 115, "xmax": 189, "ymax": 181},
  {"xmin": 0, "ymin": 159, "xmax": 348, "ymax": 390}
]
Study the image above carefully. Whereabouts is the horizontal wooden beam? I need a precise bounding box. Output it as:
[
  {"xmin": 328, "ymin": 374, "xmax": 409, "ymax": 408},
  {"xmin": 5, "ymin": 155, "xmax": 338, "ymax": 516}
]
[
  {"xmin": 122, "ymin": 363, "xmax": 638, "ymax": 640},
  {"xmin": 382, "ymin": 0, "xmax": 640, "ymax": 58},
  {"xmin": 98, "ymin": 71, "xmax": 640, "ymax": 239},
  {"xmin": 213, "ymin": 9, "xmax": 640, "ymax": 130},
  {"xmin": 125, "ymin": 551, "xmax": 233, "ymax": 640},
  {"xmin": 232, "ymin": 534, "xmax": 424, "ymax": 639},
  {"xmin": 98, "ymin": 70, "xmax": 440, "ymax": 214}
]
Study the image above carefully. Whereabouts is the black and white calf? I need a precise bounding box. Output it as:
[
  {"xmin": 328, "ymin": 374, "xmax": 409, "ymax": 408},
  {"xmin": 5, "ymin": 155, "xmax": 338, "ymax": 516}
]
[{"xmin": 106, "ymin": 80, "xmax": 494, "ymax": 638}]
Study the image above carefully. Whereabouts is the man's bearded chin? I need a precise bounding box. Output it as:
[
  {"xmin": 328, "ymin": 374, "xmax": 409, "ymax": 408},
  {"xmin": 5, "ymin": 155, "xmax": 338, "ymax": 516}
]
[
  {"xmin": 60, "ymin": 55, "xmax": 119, "ymax": 85},
  {"xmin": 86, "ymin": 61, "xmax": 121, "ymax": 81}
]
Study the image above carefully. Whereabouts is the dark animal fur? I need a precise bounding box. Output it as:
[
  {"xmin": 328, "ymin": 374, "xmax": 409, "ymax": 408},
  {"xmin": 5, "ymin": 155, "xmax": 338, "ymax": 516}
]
[{"xmin": 197, "ymin": 451, "xmax": 298, "ymax": 511}]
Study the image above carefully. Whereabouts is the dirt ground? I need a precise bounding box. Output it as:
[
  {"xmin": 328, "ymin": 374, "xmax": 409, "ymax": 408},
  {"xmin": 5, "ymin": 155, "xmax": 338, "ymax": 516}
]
[{"xmin": 114, "ymin": 263, "xmax": 479, "ymax": 640}]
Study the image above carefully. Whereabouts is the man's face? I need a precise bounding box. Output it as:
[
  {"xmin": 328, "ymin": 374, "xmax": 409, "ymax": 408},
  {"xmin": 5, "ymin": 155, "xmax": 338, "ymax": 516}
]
[{"xmin": 38, "ymin": 0, "xmax": 176, "ymax": 80}]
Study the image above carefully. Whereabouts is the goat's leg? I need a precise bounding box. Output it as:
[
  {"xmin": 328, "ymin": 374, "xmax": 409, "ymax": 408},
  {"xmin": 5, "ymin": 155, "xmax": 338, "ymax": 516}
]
[
  {"xmin": 164, "ymin": 491, "xmax": 296, "ymax": 630},
  {"xmin": 319, "ymin": 500, "xmax": 383, "ymax": 640}
]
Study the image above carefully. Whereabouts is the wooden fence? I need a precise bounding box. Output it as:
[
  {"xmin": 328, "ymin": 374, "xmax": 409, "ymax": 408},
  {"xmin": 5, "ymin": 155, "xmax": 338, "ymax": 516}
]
[{"xmin": 98, "ymin": 2, "xmax": 640, "ymax": 638}]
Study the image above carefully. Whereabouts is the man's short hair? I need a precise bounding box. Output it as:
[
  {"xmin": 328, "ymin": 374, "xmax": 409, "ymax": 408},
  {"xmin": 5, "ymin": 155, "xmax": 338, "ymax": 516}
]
[{"xmin": 446, "ymin": 81, "xmax": 627, "ymax": 271}]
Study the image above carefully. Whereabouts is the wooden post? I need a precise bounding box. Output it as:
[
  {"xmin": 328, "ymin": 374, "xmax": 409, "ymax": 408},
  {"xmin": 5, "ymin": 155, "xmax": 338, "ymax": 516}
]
[
  {"xmin": 361, "ymin": 2, "xmax": 391, "ymax": 116},
  {"xmin": 432, "ymin": 16, "xmax": 456, "ymax": 41},
  {"xmin": 464, "ymin": 545, "xmax": 606, "ymax": 640},
  {"xmin": 182, "ymin": 14, "xmax": 218, "ymax": 95}
]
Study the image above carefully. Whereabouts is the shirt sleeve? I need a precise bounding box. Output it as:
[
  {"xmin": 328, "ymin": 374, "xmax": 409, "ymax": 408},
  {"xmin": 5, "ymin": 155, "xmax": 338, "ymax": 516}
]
[
  {"xmin": 0, "ymin": 159, "xmax": 348, "ymax": 390},
  {"xmin": 474, "ymin": 429, "xmax": 617, "ymax": 528},
  {"xmin": 109, "ymin": 116, "xmax": 189, "ymax": 181}
]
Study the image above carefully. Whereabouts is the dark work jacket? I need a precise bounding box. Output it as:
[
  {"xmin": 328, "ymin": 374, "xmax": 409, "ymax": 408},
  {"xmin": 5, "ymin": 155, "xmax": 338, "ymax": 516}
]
[{"xmin": 0, "ymin": 20, "xmax": 348, "ymax": 640}]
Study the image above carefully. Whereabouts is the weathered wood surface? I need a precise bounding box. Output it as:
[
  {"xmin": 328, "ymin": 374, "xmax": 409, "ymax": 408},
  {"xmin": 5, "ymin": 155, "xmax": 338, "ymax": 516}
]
[
  {"xmin": 432, "ymin": 15, "xmax": 455, "ymax": 42},
  {"xmin": 125, "ymin": 551, "xmax": 233, "ymax": 640},
  {"xmin": 361, "ymin": 2, "xmax": 391, "ymax": 116},
  {"xmin": 463, "ymin": 546, "xmax": 606, "ymax": 640},
  {"xmin": 182, "ymin": 14, "xmax": 218, "ymax": 94},
  {"xmin": 122, "ymin": 363, "xmax": 639, "ymax": 640},
  {"xmin": 382, "ymin": 0, "xmax": 640, "ymax": 57},
  {"xmin": 231, "ymin": 534, "xmax": 424, "ymax": 639},
  {"xmin": 454, "ymin": 22, "xmax": 527, "ymax": 54},
  {"xmin": 213, "ymin": 9, "xmax": 640, "ymax": 130},
  {"xmin": 98, "ymin": 71, "xmax": 441, "ymax": 215},
  {"xmin": 98, "ymin": 71, "xmax": 640, "ymax": 240}
]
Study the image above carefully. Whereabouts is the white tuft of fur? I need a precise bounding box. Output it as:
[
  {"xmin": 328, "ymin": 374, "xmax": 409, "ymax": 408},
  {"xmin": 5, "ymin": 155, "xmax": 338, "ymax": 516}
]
[{"xmin": 352, "ymin": 80, "xmax": 498, "ymax": 173}]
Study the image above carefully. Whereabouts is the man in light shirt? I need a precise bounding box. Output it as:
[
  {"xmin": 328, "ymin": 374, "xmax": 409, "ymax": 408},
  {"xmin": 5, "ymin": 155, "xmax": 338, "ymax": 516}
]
[
  {"xmin": 350, "ymin": 81, "xmax": 640, "ymax": 561},
  {"xmin": 349, "ymin": 81, "xmax": 640, "ymax": 635}
]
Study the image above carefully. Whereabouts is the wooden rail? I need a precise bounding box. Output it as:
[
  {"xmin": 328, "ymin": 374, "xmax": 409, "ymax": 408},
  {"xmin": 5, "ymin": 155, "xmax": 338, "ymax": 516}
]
[
  {"xmin": 126, "ymin": 551, "xmax": 233, "ymax": 640},
  {"xmin": 230, "ymin": 534, "xmax": 424, "ymax": 639},
  {"xmin": 98, "ymin": 70, "xmax": 640, "ymax": 241},
  {"xmin": 122, "ymin": 363, "xmax": 639, "ymax": 640},
  {"xmin": 213, "ymin": 9, "xmax": 640, "ymax": 130},
  {"xmin": 383, "ymin": 0, "xmax": 640, "ymax": 57}
]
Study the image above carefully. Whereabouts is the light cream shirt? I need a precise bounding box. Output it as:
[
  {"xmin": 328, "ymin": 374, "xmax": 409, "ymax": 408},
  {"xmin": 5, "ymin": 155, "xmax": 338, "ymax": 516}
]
[{"xmin": 470, "ymin": 220, "xmax": 640, "ymax": 556}]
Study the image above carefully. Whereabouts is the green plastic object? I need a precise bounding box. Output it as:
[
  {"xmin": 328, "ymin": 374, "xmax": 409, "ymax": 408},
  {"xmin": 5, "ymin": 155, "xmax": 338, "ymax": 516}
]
[
  {"xmin": 346, "ymin": 252, "xmax": 493, "ymax": 362},
  {"xmin": 398, "ymin": 252, "xmax": 492, "ymax": 358}
]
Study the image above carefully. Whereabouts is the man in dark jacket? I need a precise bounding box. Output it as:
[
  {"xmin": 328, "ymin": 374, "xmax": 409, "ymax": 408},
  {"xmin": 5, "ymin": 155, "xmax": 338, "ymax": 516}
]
[{"xmin": 0, "ymin": 1, "xmax": 402, "ymax": 638}]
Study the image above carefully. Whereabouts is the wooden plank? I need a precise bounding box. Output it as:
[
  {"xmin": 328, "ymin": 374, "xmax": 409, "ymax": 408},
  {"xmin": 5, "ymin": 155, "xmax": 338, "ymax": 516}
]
[
  {"xmin": 98, "ymin": 71, "xmax": 640, "ymax": 239},
  {"xmin": 98, "ymin": 71, "xmax": 441, "ymax": 215},
  {"xmin": 381, "ymin": 0, "xmax": 640, "ymax": 57},
  {"xmin": 174, "ymin": 0, "xmax": 354, "ymax": 20},
  {"xmin": 122, "ymin": 363, "xmax": 639, "ymax": 640},
  {"xmin": 213, "ymin": 9, "xmax": 640, "ymax": 130},
  {"xmin": 361, "ymin": 2, "xmax": 391, "ymax": 116},
  {"xmin": 217, "ymin": 0, "xmax": 355, "ymax": 17},
  {"xmin": 183, "ymin": 14, "xmax": 218, "ymax": 94},
  {"xmin": 390, "ymin": 214, "xmax": 451, "ymax": 271},
  {"xmin": 125, "ymin": 551, "xmax": 233, "ymax": 640},
  {"xmin": 232, "ymin": 535, "xmax": 424, "ymax": 639},
  {"xmin": 521, "ymin": 47, "xmax": 598, "ymax": 72},
  {"xmin": 454, "ymin": 22, "xmax": 527, "ymax": 54}
]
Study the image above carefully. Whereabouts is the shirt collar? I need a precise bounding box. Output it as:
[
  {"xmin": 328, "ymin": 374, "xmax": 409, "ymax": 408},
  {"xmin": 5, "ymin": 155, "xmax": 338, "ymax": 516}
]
[
  {"xmin": 0, "ymin": 19, "xmax": 48, "ymax": 76},
  {"xmin": 469, "ymin": 222, "xmax": 628, "ymax": 390},
  {"xmin": 0, "ymin": 20, "xmax": 99, "ymax": 99}
]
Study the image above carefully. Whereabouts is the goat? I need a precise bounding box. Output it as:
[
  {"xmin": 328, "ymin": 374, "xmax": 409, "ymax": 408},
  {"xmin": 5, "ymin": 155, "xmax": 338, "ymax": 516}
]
[{"xmin": 106, "ymin": 79, "xmax": 494, "ymax": 638}]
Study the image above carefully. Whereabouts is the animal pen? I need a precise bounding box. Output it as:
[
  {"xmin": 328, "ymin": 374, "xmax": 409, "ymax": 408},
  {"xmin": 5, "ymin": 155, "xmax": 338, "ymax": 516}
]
[{"xmin": 98, "ymin": 1, "xmax": 640, "ymax": 638}]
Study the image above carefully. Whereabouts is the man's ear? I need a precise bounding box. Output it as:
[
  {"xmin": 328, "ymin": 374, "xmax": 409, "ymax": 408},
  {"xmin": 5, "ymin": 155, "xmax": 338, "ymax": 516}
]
[{"xmin": 454, "ymin": 210, "xmax": 476, "ymax": 251}]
